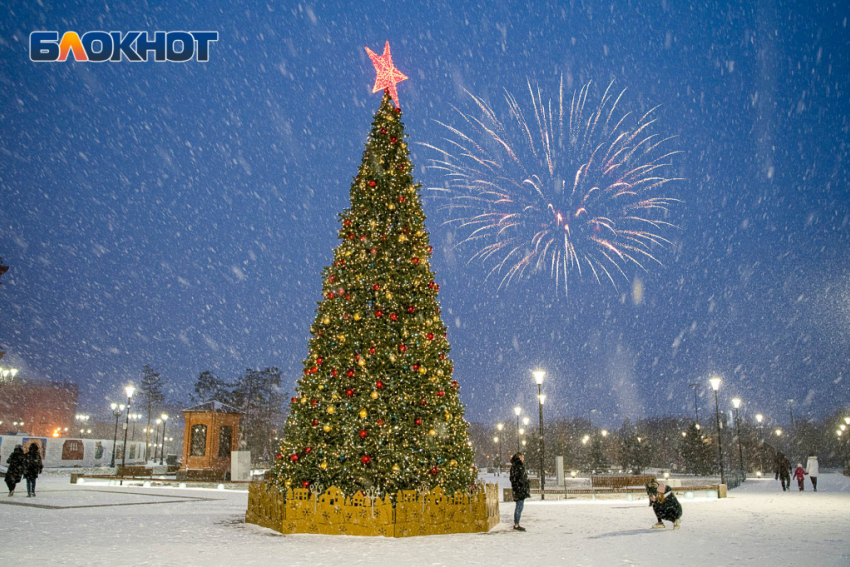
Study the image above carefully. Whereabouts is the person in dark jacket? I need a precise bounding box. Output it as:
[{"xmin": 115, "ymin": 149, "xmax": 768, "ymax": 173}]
[
  {"xmin": 646, "ymin": 479, "xmax": 682, "ymax": 529},
  {"xmin": 24, "ymin": 443, "xmax": 43, "ymax": 497},
  {"xmin": 775, "ymin": 452, "xmax": 791, "ymax": 491},
  {"xmin": 509, "ymin": 453, "xmax": 530, "ymax": 531},
  {"xmin": 5, "ymin": 445, "xmax": 26, "ymax": 496}
]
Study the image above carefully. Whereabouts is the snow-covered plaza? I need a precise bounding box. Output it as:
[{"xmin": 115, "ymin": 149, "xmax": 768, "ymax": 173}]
[{"xmin": 1, "ymin": 471, "xmax": 848, "ymax": 566}]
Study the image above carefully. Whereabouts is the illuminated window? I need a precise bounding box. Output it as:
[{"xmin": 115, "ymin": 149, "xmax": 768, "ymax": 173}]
[{"xmin": 190, "ymin": 424, "xmax": 207, "ymax": 457}]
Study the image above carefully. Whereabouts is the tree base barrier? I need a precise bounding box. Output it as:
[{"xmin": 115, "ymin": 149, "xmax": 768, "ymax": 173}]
[{"xmin": 246, "ymin": 482, "xmax": 499, "ymax": 537}]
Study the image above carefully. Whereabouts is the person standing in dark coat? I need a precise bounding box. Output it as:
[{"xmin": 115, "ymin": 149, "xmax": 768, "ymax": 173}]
[
  {"xmin": 509, "ymin": 453, "xmax": 530, "ymax": 531},
  {"xmin": 5, "ymin": 445, "xmax": 26, "ymax": 496},
  {"xmin": 775, "ymin": 452, "xmax": 791, "ymax": 491},
  {"xmin": 24, "ymin": 443, "xmax": 43, "ymax": 497},
  {"xmin": 646, "ymin": 479, "xmax": 682, "ymax": 529}
]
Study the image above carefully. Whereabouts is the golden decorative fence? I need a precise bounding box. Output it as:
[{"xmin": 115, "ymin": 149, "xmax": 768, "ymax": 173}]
[{"xmin": 246, "ymin": 482, "xmax": 499, "ymax": 537}]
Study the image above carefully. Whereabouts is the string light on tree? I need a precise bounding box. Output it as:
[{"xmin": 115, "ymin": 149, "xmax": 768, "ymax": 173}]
[{"xmin": 271, "ymin": 45, "xmax": 475, "ymax": 499}]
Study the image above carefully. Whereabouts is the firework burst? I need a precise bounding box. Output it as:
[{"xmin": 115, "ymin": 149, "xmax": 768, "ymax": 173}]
[{"xmin": 424, "ymin": 79, "xmax": 683, "ymax": 294}]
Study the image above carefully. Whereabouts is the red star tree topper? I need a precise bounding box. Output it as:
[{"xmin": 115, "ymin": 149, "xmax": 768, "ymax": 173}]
[{"xmin": 365, "ymin": 41, "xmax": 408, "ymax": 108}]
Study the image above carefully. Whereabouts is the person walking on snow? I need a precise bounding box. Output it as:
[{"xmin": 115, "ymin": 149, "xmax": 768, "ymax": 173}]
[
  {"xmin": 509, "ymin": 452, "xmax": 530, "ymax": 531},
  {"xmin": 5, "ymin": 445, "xmax": 25, "ymax": 496},
  {"xmin": 792, "ymin": 463, "xmax": 808, "ymax": 492},
  {"xmin": 24, "ymin": 443, "xmax": 43, "ymax": 497},
  {"xmin": 775, "ymin": 452, "xmax": 791, "ymax": 491},
  {"xmin": 646, "ymin": 479, "xmax": 682, "ymax": 530},
  {"xmin": 805, "ymin": 455, "xmax": 819, "ymax": 492}
]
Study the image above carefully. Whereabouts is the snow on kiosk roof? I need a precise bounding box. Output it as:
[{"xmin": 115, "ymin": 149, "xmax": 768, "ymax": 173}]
[{"xmin": 181, "ymin": 400, "xmax": 243, "ymax": 414}]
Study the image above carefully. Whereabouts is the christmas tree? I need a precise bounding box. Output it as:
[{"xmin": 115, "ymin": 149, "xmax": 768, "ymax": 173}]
[{"xmin": 271, "ymin": 85, "xmax": 476, "ymax": 498}]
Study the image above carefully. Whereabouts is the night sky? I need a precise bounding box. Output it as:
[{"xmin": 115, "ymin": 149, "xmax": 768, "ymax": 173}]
[{"xmin": 1, "ymin": 1, "xmax": 849, "ymax": 429}]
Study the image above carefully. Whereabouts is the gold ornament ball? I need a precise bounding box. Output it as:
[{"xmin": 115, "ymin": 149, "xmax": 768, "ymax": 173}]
[
  {"xmin": 353, "ymin": 313, "xmax": 362, "ymax": 321},
  {"xmin": 386, "ymin": 292, "xmax": 393, "ymax": 299},
  {"xmin": 284, "ymin": 479, "xmax": 292, "ymax": 487},
  {"xmin": 392, "ymin": 464, "xmax": 401, "ymax": 473},
  {"xmin": 445, "ymin": 413, "xmax": 452, "ymax": 420},
  {"xmin": 370, "ymin": 391, "xmax": 379, "ymax": 399},
  {"xmin": 300, "ymin": 397, "xmax": 307, "ymax": 404},
  {"xmin": 357, "ymin": 358, "xmax": 366, "ymax": 367},
  {"xmin": 320, "ymin": 462, "xmax": 328, "ymax": 470},
  {"xmin": 429, "ymin": 429, "xmax": 437, "ymax": 436},
  {"xmin": 418, "ymin": 367, "xmax": 427, "ymax": 375},
  {"xmin": 322, "ymin": 316, "xmax": 330, "ymax": 325},
  {"xmin": 359, "ymin": 409, "xmax": 368, "ymax": 419},
  {"xmin": 318, "ymin": 384, "xmax": 324, "ymax": 390},
  {"xmin": 327, "ymin": 406, "xmax": 336, "ymax": 415},
  {"xmin": 437, "ymin": 369, "xmax": 444, "ymax": 376},
  {"xmin": 338, "ymin": 335, "xmax": 346, "ymax": 342},
  {"xmin": 450, "ymin": 460, "xmax": 458, "ymax": 467},
  {"xmin": 389, "ymin": 354, "xmax": 397, "ymax": 363},
  {"xmin": 388, "ymin": 203, "xmax": 396, "ymax": 210},
  {"xmin": 323, "ymin": 424, "xmax": 332, "ymax": 432},
  {"xmin": 429, "ymin": 376, "xmax": 437, "ymax": 382}
]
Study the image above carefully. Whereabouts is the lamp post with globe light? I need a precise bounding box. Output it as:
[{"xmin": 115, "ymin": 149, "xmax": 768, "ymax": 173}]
[
  {"xmin": 496, "ymin": 423, "xmax": 504, "ymax": 475},
  {"xmin": 109, "ymin": 403, "xmax": 125, "ymax": 468},
  {"xmin": 159, "ymin": 414, "xmax": 169, "ymax": 465},
  {"xmin": 731, "ymin": 398, "xmax": 745, "ymax": 477},
  {"xmin": 533, "ymin": 370, "xmax": 546, "ymax": 498},
  {"xmin": 120, "ymin": 385, "xmax": 135, "ymax": 476},
  {"xmin": 755, "ymin": 414, "xmax": 764, "ymax": 473},
  {"xmin": 514, "ymin": 407, "xmax": 522, "ymax": 454},
  {"xmin": 709, "ymin": 376, "xmax": 725, "ymax": 485}
]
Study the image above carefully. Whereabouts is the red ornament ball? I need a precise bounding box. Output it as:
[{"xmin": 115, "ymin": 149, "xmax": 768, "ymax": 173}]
[
  {"xmin": 290, "ymin": 454, "xmax": 299, "ymax": 462},
  {"xmin": 343, "ymin": 219, "xmax": 351, "ymax": 227},
  {"xmin": 276, "ymin": 452, "xmax": 282, "ymax": 460},
  {"xmin": 346, "ymin": 388, "xmax": 354, "ymax": 397},
  {"xmin": 375, "ymin": 310, "xmax": 383, "ymax": 318},
  {"xmin": 407, "ymin": 305, "xmax": 415, "ymax": 313},
  {"xmin": 415, "ymin": 418, "xmax": 422, "ymax": 425},
  {"xmin": 377, "ymin": 419, "xmax": 385, "ymax": 426},
  {"xmin": 394, "ymin": 107, "xmax": 402, "ymax": 113},
  {"xmin": 359, "ymin": 429, "xmax": 368, "ymax": 438},
  {"xmin": 451, "ymin": 380, "xmax": 459, "ymax": 389},
  {"xmin": 390, "ymin": 313, "xmax": 398, "ymax": 321},
  {"xmin": 368, "ymin": 180, "xmax": 376, "ymax": 187},
  {"xmin": 311, "ymin": 399, "xmax": 318, "ymax": 405},
  {"xmin": 371, "ymin": 247, "xmax": 378, "ymax": 255},
  {"xmin": 347, "ymin": 369, "xmax": 355, "ymax": 377},
  {"xmin": 302, "ymin": 480, "xmax": 310, "ymax": 488},
  {"xmin": 426, "ymin": 245, "xmax": 433, "ymax": 253},
  {"xmin": 412, "ymin": 257, "xmax": 420, "ymax": 264},
  {"xmin": 437, "ymin": 390, "xmax": 445, "ymax": 397},
  {"xmin": 420, "ymin": 399, "xmax": 427, "ymax": 406},
  {"xmin": 376, "ymin": 380, "xmax": 384, "ymax": 389},
  {"xmin": 390, "ymin": 137, "xmax": 397, "ymax": 143},
  {"xmin": 361, "ymin": 455, "xmax": 372, "ymax": 465},
  {"xmin": 412, "ymin": 364, "xmax": 420, "ymax": 371},
  {"xmin": 398, "ymin": 344, "xmax": 407, "ymax": 352},
  {"xmin": 369, "ymin": 347, "xmax": 376, "ymax": 355},
  {"xmin": 430, "ymin": 467, "xmax": 439, "ymax": 475},
  {"xmin": 331, "ymin": 369, "xmax": 338, "ymax": 376},
  {"xmin": 398, "ymin": 164, "xmax": 406, "ymax": 171},
  {"xmin": 312, "ymin": 419, "xmax": 318, "ymax": 426},
  {"xmin": 380, "ymin": 128, "xmax": 387, "ymax": 134},
  {"xmin": 328, "ymin": 292, "xmax": 335, "ymax": 299},
  {"xmin": 305, "ymin": 447, "xmax": 312, "ymax": 454},
  {"xmin": 399, "ymin": 196, "xmax": 405, "ymax": 202},
  {"xmin": 426, "ymin": 333, "xmax": 434, "ymax": 341},
  {"xmin": 316, "ymin": 357, "xmax": 324, "ymax": 365},
  {"xmin": 373, "ymin": 284, "xmax": 380, "ymax": 291},
  {"xmin": 291, "ymin": 397, "xmax": 298, "ymax": 403}
]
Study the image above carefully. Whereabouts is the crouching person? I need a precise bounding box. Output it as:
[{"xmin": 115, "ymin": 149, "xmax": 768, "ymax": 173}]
[{"xmin": 646, "ymin": 479, "xmax": 682, "ymax": 530}]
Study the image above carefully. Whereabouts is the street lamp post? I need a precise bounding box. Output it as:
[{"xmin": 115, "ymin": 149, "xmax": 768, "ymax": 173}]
[
  {"xmin": 514, "ymin": 407, "xmax": 522, "ymax": 455},
  {"xmin": 109, "ymin": 403, "xmax": 125, "ymax": 468},
  {"xmin": 709, "ymin": 376, "xmax": 725, "ymax": 485},
  {"xmin": 755, "ymin": 414, "xmax": 764, "ymax": 473},
  {"xmin": 787, "ymin": 399, "xmax": 795, "ymax": 459},
  {"xmin": 154, "ymin": 419, "xmax": 163, "ymax": 463},
  {"xmin": 533, "ymin": 369, "xmax": 546, "ymax": 499},
  {"xmin": 496, "ymin": 423, "xmax": 504, "ymax": 475},
  {"xmin": 120, "ymin": 385, "xmax": 135, "ymax": 478},
  {"xmin": 159, "ymin": 414, "xmax": 169, "ymax": 465},
  {"xmin": 732, "ymin": 398, "xmax": 745, "ymax": 478}
]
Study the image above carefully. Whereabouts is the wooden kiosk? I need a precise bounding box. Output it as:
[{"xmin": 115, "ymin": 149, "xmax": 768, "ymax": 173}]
[{"xmin": 178, "ymin": 401, "xmax": 242, "ymax": 480}]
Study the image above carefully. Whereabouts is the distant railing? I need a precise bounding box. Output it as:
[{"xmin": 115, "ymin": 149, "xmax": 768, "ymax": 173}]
[{"xmin": 726, "ymin": 469, "xmax": 746, "ymax": 490}]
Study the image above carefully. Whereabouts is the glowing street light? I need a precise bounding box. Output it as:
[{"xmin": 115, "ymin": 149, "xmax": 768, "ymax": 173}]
[
  {"xmin": 514, "ymin": 407, "xmax": 522, "ymax": 454},
  {"xmin": 120, "ymin": 385, "xmax": 136, "ymax": 475},
  {"xmin": 731, "ymin": 398, "xmax": 745, "ymax": 476},
  {"xmin": 495, "ymin": 423, "xmax": 504, "ymax": 475},
  {"xmin": 159, "ymin": 413, "xmax": 169, "ymax": 465},
  {"xmin": 709, "ymin": 376, "xmax": 725, "ymax": 485}
]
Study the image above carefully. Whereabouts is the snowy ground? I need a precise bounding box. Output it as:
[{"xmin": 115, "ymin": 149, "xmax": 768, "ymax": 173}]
[{"xmin": 1, "ymin": 472, "xmax": 848, "ymax": 566}]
